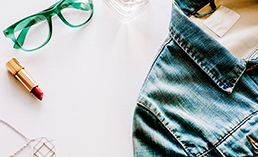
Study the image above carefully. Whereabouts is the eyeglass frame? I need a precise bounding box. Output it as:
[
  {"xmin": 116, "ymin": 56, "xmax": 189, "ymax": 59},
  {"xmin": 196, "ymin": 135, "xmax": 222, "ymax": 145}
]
[{"xmin": 3, "ymin": 0, "xmax": 94, "ymax": 52}]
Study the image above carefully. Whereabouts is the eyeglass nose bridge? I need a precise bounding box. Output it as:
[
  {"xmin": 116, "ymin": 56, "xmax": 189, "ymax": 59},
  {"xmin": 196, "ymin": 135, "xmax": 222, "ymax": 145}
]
[
  {"xmin": 39, "ymin": 0, "xmax": 94, "ymax": 28},
  {"xmin": 56, "ymin": 1, "xmax": 94, "ymax": 28}
]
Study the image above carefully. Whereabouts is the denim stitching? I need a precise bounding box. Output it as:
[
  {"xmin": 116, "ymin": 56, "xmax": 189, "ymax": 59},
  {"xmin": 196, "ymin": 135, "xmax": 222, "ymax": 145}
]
[
  {"xmin": 246, "ymin": 64, "xmax": 258, "ymax": 72},
  {"xmin": 227, "ymin": 59, "xmax": 245, "ymax": 88},
  {"xmin": 140, "ymin": 34, "xmax": 174, "ymax": 95},
  {"xmin": 168, "ymin": 27, "xmax": 251, "ymax": 156},
  {"xmin": 138, "ymin": 99, "xmax": 258, "ymax": 156},
  {"xmin": 169, "ymin": 28, "xmax": 245, "ymax": 91},
  {"xmin": 215, "ymin": 147, "xmax": 227, "ymax": 157},
  {"xmin": 137, "ymin": 100, "xmax": 194, "ymax": 157},
  {"xmin": 197, "ymin": 110, "xmax": 258, "ymax": 157},
  {"xmin": 140, "ymin": 27, "xmax": 250, "ymax": 156},
  {"xmin": 148, "ymin": 34, "xmax": 174, "ymax": 76}
]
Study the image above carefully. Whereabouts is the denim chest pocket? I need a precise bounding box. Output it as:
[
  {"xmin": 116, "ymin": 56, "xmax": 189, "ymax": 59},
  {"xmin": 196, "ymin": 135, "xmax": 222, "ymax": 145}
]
[
  {"xmin": 214, "ymin": 113, "xmax": 258, "ymax": 157},
  {"xmin": 136, "ymin": 40, "xmax": 258, "ymax": 156}
]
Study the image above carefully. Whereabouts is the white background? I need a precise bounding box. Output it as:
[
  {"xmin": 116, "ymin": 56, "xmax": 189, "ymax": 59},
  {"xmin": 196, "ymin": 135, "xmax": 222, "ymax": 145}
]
[{"xmin": 0, "ymin": 0, "xmax": 172, "ymax": 156}]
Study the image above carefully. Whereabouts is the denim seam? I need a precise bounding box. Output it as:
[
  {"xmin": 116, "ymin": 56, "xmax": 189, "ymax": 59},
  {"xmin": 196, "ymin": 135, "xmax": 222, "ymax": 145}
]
[
  {"xmin": 137, "ymin": 100, "xmax": 194, "ymax": 157},
  {"xmin": 140, "ymin": 34, "xmax": 174, "ymax": 94},
  {"xmin": 169, "ymin": 28, "xmax": 245, "ymax": 92},
  {"xmin": 214, "ymin": 147, "xmax": 226, "ymax": 157},
  {"xmin": 197, "ymin": 110, "xmax": 258, "ymax": 157},
  {"xmin": 247, "ymin": 71, "xmax": 258, "ymax": 87},
  {"xmin": 147, "ymin": 34, "xmax": 174, "ymax": 76},
  {"xmin": 138, "ymin": 98, "xmax": 258, "ymax": 156}
]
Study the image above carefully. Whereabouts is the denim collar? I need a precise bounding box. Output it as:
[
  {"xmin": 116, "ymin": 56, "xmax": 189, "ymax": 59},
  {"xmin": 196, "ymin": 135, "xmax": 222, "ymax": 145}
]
[{"xmin": 169, "ymin": 3, "xmax": 247, "ymax": 94}]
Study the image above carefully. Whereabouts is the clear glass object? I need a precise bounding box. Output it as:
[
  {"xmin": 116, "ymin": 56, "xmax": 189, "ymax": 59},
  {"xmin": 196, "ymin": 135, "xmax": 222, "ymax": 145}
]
[{"xmin": 106, "ymin": 0, "xmax": 149, "ymax": 19}]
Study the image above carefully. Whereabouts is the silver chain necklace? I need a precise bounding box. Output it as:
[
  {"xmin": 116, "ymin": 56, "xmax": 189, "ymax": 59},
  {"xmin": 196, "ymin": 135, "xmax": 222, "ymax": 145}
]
[{"xmin": 0, "ymin": 119, "xmax": 56, "ymax": 157}]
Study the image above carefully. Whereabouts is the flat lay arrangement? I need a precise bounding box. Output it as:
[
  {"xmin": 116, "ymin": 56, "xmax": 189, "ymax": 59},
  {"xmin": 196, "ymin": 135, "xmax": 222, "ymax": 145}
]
[{"xmin": 2, "ymin": 0, "xmax": 258, "ymax": 156}]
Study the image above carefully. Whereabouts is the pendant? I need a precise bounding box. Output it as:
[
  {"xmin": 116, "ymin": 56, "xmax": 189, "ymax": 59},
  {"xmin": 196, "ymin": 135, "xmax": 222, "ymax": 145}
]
[{"xmin": 33, "ymin": 137, "xmax": 55, "ymax": 157}]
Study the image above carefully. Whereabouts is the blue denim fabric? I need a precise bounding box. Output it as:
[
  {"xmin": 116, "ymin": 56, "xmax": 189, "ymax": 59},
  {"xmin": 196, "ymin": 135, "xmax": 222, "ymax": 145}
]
[{"xmin": 133, "ymin": 1, "xmax": 258, "ymax": 156}]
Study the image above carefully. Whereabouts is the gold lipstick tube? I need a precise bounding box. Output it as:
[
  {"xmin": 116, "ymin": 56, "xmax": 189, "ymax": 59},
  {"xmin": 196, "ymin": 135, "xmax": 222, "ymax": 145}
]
[{"xmin": 6, "ymin": 57, "xmax": 43, "ymax": 100}]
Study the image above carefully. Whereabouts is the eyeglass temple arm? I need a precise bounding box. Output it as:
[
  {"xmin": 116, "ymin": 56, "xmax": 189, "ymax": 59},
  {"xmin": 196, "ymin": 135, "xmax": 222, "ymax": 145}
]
[
  {"xmin": 14, "ymin": 1, "xmax": 61, "ymax": 48},
  {"xmin": 13, "ymin": 27, "xmax": 30, "ymax": 49},
  {"xmin": 39, "ymin": 0, "xmax": 92, "ymax": 13},
  {"xmin": 60, "ymin": 2, "xmax": 92, "ymax": 11},
  {"xmin": 39, "ymin": 0, "xmax": 93, "ymax": 13},
  {"xmin": 13, "ymin": 2, "xmax": 59, "ymax": 49},
  {"xmin": 13, "ymin": 18, "xmax": 42, "ymax": 49}
]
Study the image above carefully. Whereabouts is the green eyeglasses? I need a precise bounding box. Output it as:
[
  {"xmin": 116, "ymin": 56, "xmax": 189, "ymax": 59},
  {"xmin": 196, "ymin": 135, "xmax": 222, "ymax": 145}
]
[{"xmin": 3, "ymin": 0, "xmax": 93, "ymax": 52}]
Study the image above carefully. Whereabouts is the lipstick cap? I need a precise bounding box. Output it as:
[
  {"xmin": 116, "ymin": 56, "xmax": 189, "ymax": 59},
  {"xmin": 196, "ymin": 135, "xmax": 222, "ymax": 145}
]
[
  {"xmin": 6, "ymin": 57, "xmax": 24, "ymax": 75},
  {"xmin": 6, "ymin": 57, "xmax": 38, "ymax": 92}
]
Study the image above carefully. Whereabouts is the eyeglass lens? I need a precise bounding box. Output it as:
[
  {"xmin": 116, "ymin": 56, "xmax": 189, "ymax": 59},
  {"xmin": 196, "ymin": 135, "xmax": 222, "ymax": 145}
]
[
  {"xmin": 14, "ymin": 15, "xmax": 50, "ymax": 51},
  {"xmin": 61, "ymin": 0, "xmax": 92, "ymax": 26}
]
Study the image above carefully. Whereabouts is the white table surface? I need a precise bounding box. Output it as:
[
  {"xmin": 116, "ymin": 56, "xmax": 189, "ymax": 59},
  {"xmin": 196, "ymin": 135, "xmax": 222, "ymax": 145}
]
[{"xmin": 0, "ymin": 0, "xmax": 172, "ymax": 156}]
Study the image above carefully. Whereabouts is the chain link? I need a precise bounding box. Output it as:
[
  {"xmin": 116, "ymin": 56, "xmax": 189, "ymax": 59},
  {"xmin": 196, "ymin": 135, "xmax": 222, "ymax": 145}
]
[
  {"xmin": 0, "ymin": 119, "xmax": 33, "ymax": 157},
  {"xmin": 0, "ymin": 119, "xmax": 30, "ymax": 141},
  {"xmin": 10, "ymin": 139, "xmax": 35, "ymax": 157}
]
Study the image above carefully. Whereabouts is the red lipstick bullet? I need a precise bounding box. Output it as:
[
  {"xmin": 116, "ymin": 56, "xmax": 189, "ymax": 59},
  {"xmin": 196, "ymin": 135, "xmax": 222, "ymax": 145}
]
[{"xmin": 6, "ymin": 57, "xmax": 43, "ymax": 101}]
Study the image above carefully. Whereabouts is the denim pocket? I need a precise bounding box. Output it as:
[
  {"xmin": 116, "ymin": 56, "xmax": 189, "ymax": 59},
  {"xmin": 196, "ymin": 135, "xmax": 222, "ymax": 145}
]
[{"xmin": 214, "ymin": 112, "xmax": 258, "ymax": 156}]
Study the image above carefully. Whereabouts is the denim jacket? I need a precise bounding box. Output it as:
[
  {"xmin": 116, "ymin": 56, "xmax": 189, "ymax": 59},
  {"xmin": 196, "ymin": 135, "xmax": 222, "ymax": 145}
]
[{"xmin": 133, "ymin": 0, "xmax": 258, "ymax": 156}]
